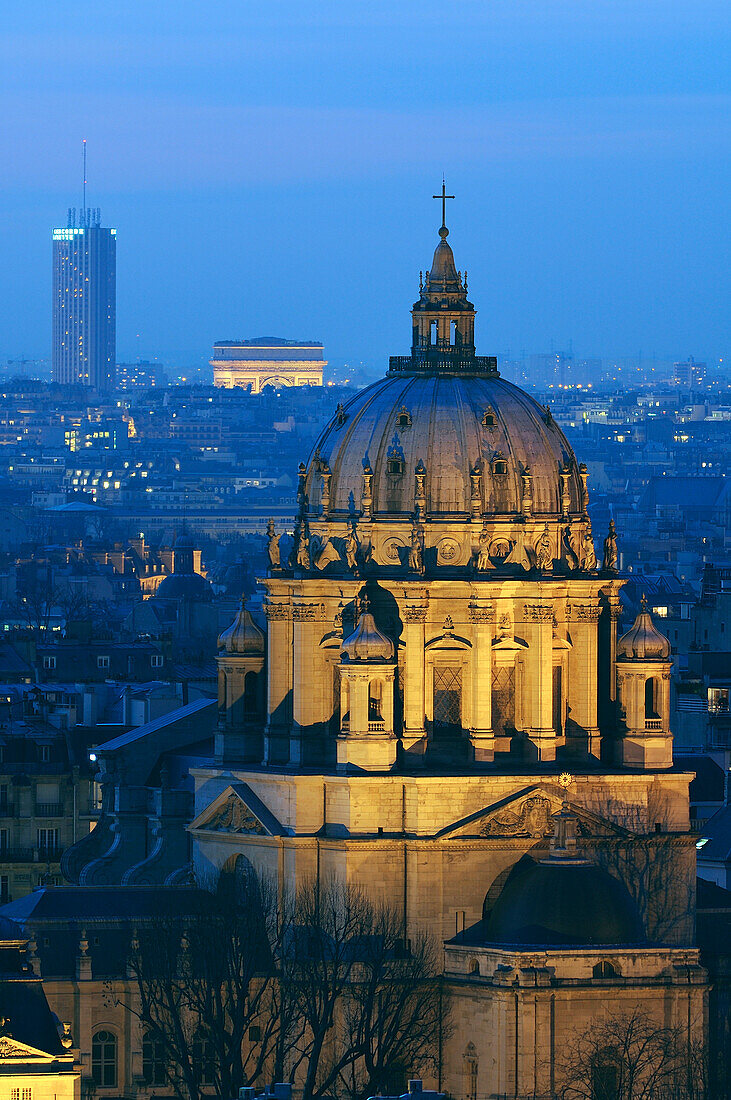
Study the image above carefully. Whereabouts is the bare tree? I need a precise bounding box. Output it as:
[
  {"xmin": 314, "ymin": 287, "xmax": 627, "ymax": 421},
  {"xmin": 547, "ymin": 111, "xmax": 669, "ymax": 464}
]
[
  {"xmin": 285, "ymin": 878, "xmax": 449, "ymax": 1100},
  {"xmin": 590, "ymin": 791, "xmax": 695, "ymax": 943},
  {"xmin": 556, "ymin": 1008, "xmax": 707, "ymax": 1100},
  {"xmin": 118, "ymin": 873, "xmax": 449, "ymax": 1100},
  {"xmin": 119, "ymin": 869, "xmax": 299, "ymax": 1100}
]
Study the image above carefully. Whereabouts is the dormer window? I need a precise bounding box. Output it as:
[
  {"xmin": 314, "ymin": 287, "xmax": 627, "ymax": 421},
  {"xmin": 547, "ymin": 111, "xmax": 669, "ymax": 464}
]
[
  {"xmin": 491, "ymin": 451, "xmax": 508, "ymax": 477},
  {"xmin": 593, "ymin": 960, "xmax": 619, "ymax": 979},
  {"xmin": 396, "ymin": 407, "xmax": 412, "ymax": 431},
  {"xmin": 387, "ymin": 441, "xmax": 405, "ymax": 479},
  {"xmin": 482, "ymin": 407, "xmax": 496, "ymax": 429}
]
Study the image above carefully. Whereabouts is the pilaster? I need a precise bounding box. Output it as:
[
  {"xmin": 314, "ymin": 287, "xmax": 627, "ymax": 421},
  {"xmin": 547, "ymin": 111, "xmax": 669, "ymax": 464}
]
[
  {"xmin": 522, "ymin": 601, "xmax": 556, "ymax": 761},
  {"xmin": 566, "ymin": 600, "xmax": 601, "ymax": 758},
  {"xmin": 263, "ymin": 597, "xmax": 293, "ymax": 765},
  {"xmin": 469, "ymin": 598, "xmax": 494, "ymax": 761},
  {"xmin": 402, "ymin": 597, "xmax": 428, "ymax": 757}
]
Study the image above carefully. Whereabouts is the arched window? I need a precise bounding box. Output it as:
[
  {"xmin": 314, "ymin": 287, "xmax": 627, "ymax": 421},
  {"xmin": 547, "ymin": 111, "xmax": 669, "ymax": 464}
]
[
  {"xmin": 463, "ymin": 1044, "xmax": 478, "ymax": 1100},
  {"xmin": 593, "ymin": 960, "xmax": 619, "ymax": 979},
  {"xmin": 369, "ymin": 680, "xmax": 383, "ymax": 721},
  {"xmin": 142, "ymin": 1033, "xmax": 166, "ymax": 1086},
  {"xmin": 645, "ymin": 677, "xmax": 659, "ymax": 719},
  {"xmin": 468, "ymin": 958, "xmax": 480, "ymax": 976},
  {"xmin": 92, "ymin": 1029, "xmax": 117, "ymax": 1087},
  {"xmin": 244, "ymin": 671, "xmax": 258, "ymax": 717}
]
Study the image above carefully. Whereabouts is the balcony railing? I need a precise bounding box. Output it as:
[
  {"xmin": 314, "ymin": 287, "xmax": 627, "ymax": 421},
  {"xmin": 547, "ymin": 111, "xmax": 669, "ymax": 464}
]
[
  {"xmin": 389, "ymin": 351, "xmax": 499, "ymax": 375},
  {"xmin": 368, "ymin": 721, "xmax": 386, "ymax": 732},
  {"xmin": 0, "ymin": 847, "xmax": 64, "ymax": 863},
  {"xmin": 35, "ymin": 803, "xmax": 64, "ymax": 818},
  {"xmin": 0, "ymin": 803, "xmax": 17, "ymax": 818},
  {"xmin": 644, "ymin": 719, "xmax": 664, "ymax": 731}
]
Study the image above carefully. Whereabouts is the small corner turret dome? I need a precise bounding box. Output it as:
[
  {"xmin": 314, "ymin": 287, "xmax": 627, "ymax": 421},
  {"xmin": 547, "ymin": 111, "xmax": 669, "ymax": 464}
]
[
  {"xmin": 217, "ymin": 596, "xmax": 265, "ymax": 656},
  {"xmin": 485, "ymin": 858, "xmax": 644, "ymax": 946},
  {"xmin": 617, "ymin": 597, "xmax": 671, "ymax": 661},
  {"xmin": 341, "ymin": 602, "xmax": 394, "ymax": 662}
]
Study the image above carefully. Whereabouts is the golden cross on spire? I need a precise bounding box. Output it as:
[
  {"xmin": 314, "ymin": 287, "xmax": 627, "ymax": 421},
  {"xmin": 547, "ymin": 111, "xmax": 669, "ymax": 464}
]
[{"xmin": 433, "ymin": 179, "xmax": 454, "ymax": 227}]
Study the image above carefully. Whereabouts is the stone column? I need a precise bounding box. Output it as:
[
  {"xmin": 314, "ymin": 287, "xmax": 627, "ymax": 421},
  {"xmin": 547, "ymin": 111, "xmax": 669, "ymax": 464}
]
[
  {"xmin": 290, "ymin": 601, "xmax": 321, "ymax": 766},
  {"xmin": 566, "ymin": 601, "xmax": 601, "ymax": 758},
  {"xmin": 263, "ymin": 599, "xmax": 293, "ymax": 765},
  {"xmin": 402, "ymin": 600, "xmax": 428, "ymax": 757},
  {"xmin": 522, "ymin": 601, "xmax": 556, "ymax": 761},
  {"xmin": 469, "ymin": 598, "xmax": 494, "ymax": 761}
]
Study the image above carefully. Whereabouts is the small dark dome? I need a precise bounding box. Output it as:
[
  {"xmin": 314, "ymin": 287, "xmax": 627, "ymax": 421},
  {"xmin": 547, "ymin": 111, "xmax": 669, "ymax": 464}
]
[
  {"xmin": 155, "ymin": 572, "xmax": 213, "ymax": 602},
  {"xmin": 486, "ymin": 858, "xmax": 644, "ymax": 946}
]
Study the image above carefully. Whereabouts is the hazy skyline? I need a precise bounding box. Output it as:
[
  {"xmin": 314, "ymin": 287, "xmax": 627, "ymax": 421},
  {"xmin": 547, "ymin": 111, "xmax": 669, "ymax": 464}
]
[{"xmin": 1, "ymin": 0, "xmax": 730, "ymax": 367}]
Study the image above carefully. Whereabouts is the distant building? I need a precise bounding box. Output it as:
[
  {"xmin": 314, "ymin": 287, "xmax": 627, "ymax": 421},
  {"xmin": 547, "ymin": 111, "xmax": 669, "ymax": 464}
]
[
  {"xmin": 115, "ymin": 360, "xmax": 167, "ymax": 391},
  {"xmin": 211, "ymin": 337, "xmax": 326, "ymax": 392},
  {"xmin": 527, "ymin": 350, "xmax": 573, "ymax": 387},
  {"xmin": 673, "ymin": 356, "xmax": 706, "ymax": 389},
  {"xmin": 52, "ymin": 209, "xmax": 116, "ymax": 391}
]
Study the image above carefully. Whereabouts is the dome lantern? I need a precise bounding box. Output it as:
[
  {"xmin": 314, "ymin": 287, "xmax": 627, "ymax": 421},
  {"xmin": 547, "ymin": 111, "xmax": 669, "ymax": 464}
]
[{"xmin": 389, "ymin": 184, "xmax": 498, "ymax": 378}]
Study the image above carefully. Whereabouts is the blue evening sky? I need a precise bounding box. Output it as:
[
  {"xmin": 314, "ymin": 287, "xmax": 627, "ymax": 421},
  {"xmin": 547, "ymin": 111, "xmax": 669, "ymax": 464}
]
[{"xmin": 0, "ymin": 0, "xmax": 729, "ymax": 370}]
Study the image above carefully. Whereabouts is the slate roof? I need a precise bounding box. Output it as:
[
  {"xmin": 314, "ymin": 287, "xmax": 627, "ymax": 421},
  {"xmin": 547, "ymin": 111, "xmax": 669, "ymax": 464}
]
[
  {"xmin": 639, "ymin": 476, "xmax": 726, "ymax": 511},
  {"xmin": 675, "ymin": 755, "xmax": 726, "ymax": 803},
  {"xmin": 1, "ymin": 884, "xmax": 214, "ymax": 923},
  {"xmin": 0, "ymin": 886, "xmax": 218, "ymax": 982},
  {"xmin": 94, "ymin": 696, "xmax": 215, "ymax": 753},
  {"xmin": 697, "ymin": 877, "xmax": 731, "ymax": 912},
  {"xmin": 697, "ymin": 805, "xmax": 731, "ymax": 862}
]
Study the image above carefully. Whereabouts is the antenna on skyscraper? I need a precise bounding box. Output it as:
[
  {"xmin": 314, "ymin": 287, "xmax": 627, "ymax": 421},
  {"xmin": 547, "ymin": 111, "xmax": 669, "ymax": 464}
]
[{"xmin": 82, "ymin": 139, "xmax": 87, "ymax": 217}]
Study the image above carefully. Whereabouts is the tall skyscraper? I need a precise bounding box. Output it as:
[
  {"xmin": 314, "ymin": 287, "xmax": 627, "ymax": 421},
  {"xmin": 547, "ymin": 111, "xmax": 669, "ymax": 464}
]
[{"xmin": 52, "ymin": 207, "xmax": 116, "ymax": 390}]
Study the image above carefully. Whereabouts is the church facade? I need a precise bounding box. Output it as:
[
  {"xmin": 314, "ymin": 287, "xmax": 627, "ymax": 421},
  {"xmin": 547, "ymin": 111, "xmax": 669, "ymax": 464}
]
[{"xmin": 189, "ymin": 209, "xmax": 705, "ymax": 1096}]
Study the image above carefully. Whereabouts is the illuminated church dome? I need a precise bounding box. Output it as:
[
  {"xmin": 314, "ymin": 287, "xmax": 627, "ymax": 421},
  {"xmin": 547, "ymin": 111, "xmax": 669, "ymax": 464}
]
[
  {"xmin": 306, "ymin": 373, "xmax": 582, "ymax": 520},
  {"xmin": 301, "ymin": 201, "xmax": 589, "ymax": 573}
]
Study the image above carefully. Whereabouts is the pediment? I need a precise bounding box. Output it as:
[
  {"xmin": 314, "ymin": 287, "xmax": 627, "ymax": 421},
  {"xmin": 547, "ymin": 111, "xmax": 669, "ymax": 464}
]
[
  {"xmin": 437, "ymin": 785, "xmax": 633, "ymax": 840},
  {"xmin": 189, "ymin": 783, "xmax": 283, "ymax": 838},
  {"xmin": 0, "ymin": 1034, "xmax": 60, "ymax": 1061}
]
